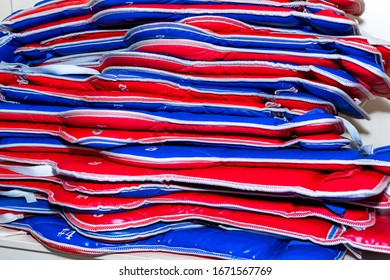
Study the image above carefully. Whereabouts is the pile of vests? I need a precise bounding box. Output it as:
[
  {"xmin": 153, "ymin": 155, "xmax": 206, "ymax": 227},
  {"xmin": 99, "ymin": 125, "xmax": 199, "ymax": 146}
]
[{"xmin": 0, "ymin": 0, "xmax": 389, "ymax": 259}]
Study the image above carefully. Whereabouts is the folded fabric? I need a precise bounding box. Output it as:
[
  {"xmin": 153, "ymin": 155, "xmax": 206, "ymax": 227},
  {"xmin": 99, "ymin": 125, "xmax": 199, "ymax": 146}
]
[
  {"xmin": 0, "ymin": 134, "xmax": 351, "ymax": 152},
  {"xmin": 96, "ymin": 67, "xmax": 369, "ymax": 118},
  {"xmin": 0, "ymin": 179, "xmax": 374, "ymax": 227},
  {"xmin": 7, "ymin": 0, "xmax": 345, "ymax": 32},
  {"xmin": 180, "ymin": 14, "xmax": 389, "ymax": 74},
  {"xmin": 14, "ymin": 21, "xmax": 378, "ymax": 66},
  {"xmin": 0, "ymin": 196, "xmax": 57, "ymax": 214},
  {"xmin": 179, "ymin": 15, "xmax": 390, "ymax": 74},
  {"xmin": 3, "ymin": 137, "xmax": 388, "ymax": 171},
  {"xmin": 7, "ymin": 164, "xmax": 370, "ymax": 203},
  {"xmin": 56, "ymin": 173, "xmax": 390, "ymax": 209},
  {"xmin": 0, "ymin": 210, "xmax": 26, "ymax": 224},
  {"xmin": 323, "ymin": 0, "xmax": 365, "ymax": 16},
  {"xmin": 0, "ymin": 104, "xmax": 344, "ymax": 137},
  {"xmin": 2, "ymin": 215, "xmax": 347, "ymax": 259},
  {"xmin": 350, "ymin": 192, "xmax": 390, "ymax": 210},
  {"xmin": 0, "ymin": 65, "xmax": 366, "ymax": 119},
  {"xmin": 0, "ymin": 134, "xmax": 377, "ymax": 174},
  {"xmin": 3, "ymin": 2, "xmax": 357, "ymax": 36},
  {"xmin": 50, "ymin": 51, "xmax": 373, "ymax": 102},
  {"xmin": 0, "ymin": 164, "xmax": 182, "ymax": 198},
  {"xmin": 0, "ymin": 196, "xmax": 203, "ymax": 242},
  {"xmin": 0, "ymin": 83, "xmax": 328, "ymax": 118},
  {"xmin": 101, "ymin": 144, "xmax": 379, "ymax": 170},
  {"xmin": 60, "ymin": 207, "xmax": 390, "ymax": 254},
  {"xmin": 0, "ymin": 121, "xmax": 349, "ymax": 150},
  {"xmin": 0, "ymin": 152, "xmax": 387, "ymax": 200},
  {"xmin": 0, "ymin": 137, "xmax": 97, "ymax": 155},
  {"xmin": 122, "ymin": 22, "xmax": 380, "ymax": 68},
  {"xmin": 14, "ymin": 30, "xmax": 129, "ymax": 64},
  {"xmin": 75, "ymin": 220, "xmax": 204, "ymax": 242},
  {"xmin": 127, "ymin": 38, "xmax": 389, "ymax": 97}
]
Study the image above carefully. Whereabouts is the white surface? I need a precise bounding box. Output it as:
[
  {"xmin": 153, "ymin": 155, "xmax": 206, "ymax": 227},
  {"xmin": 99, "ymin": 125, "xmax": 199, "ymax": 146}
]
[
  {"xmin": 0, "ymin": 0, "xmax": 390, "ymax": 260},
  {"xmin": 352, "ymin": 0, "xmax": 390, "ymax": 148},
  {"xmin": 11, "ymin": 0, "xmax": 41, "ymax": 12},
  {"xmin": 0, "ymin": 0, "xmax": 12, "ymax": 21}
]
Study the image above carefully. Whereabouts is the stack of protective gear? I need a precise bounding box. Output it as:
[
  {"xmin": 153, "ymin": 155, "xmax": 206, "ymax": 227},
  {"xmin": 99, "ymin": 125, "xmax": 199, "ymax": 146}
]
[{"xmin": 0, "ymin": 0, "xmax": 390, "ymax": 260}]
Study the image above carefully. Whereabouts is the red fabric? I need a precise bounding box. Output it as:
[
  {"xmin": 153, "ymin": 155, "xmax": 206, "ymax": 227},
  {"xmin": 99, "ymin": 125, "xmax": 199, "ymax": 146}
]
[
  {"xmin": 84, "ymin": 54, "xmax": 369, "ymax": 100},
  {"xmin": 16, "ymin": 30, "xmax": 128, "ymax": 53},
  {"xmin": 1, "ymin": 83, "xmax": 335, "ymax": 115},
  {"xmin": 375, "ymin": 45, "xmax": 390, "ymax": 76},
  {"xmin": 6, "ymin": 0, "xmax": 90, "ymax": 21},
  {"xmin": 0, "ymin": 121, "xmax": 346, "ymax": 148},
  {"xmin": 132, "ymin": 40, "xmax": 387, "ymax": 98},
  {"xmin": 0, "ymin": 107, "xmax": 344, "ymax": 137},
  {"xmin": 350, "ymin": 192, "xmax": 390, "ymax": 210},
  {"xmin": 341, "ymin": 214, "xmax": 390, "ymax": 253},
  {"xmin": 0, "ymin": 151, "xmax": 387, "ymax": 199},
  {"xmin": 0, "ymin": 179, "xmax": 374, "ymax": 227},
  {"xmin": 320, "ymin": 0, "xmax": 365, "ymax": 16},
  {"xmin": 63, "ymin": 204, "xmax": 341, "ymax": 238}
]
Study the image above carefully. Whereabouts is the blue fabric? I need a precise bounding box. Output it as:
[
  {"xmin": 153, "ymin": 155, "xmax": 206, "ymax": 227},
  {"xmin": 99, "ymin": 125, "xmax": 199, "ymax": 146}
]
[
  {"xmin": 91, "ymin": 8, "xmax": 356, "ymax": 36},
  {"xmin": 100, "ymin": 67, "xmax": 367, "ymax": 118},
  {"xmin": 0, "ymin": 85, "xmax": 302, "ymax": 118},
  {"xmin": 104, "ymin": 144, "xmax": 368, "ymax": 165},
  {"xmin": 14, "ymin": 23, "xmax": 378, "ymax": 65},
  {"xmin": 0, "ymin": 196, "xmax": 58, "ymax": 214},
  {"xmin": 0, "ymin": 36, "xmax": 22, "ymax": 63},
  {"xmin": 123, "ymin": 23, "xmax": 376, "ymax": 62},
  {"xmin": 4, "ymin": 215, "xmax": 346, "ymax": 259},
  {"xmin": 102, "ymin": 65, "xmax": 351, "ymax": 92},
  {"xmin": 0, "ymin": 135, "xmax": 351, "ymax": 158},
  {"xmin": 6, "ymin": 0, "xmax": 348, "ymax": 31},
  {"xmin": 323, "ymin": 201, "xmax": 347, "ymax": 217},
  {"xmin": 108, "ymin": 187, "xmax": 183, "ymax": 198},
  {"xmin": 70, "ymin": 220, "xmax": 204, "ymax": 242},
  {"xmin": 0, "ymin": 103, "xmax": 339, "ymax": 131},
  {"xmin": 10, "ymin": 6, "xmax": 357, "ymax": 44},
  {"xmin": 0, "ymin": 136, "xmax": 65, "ymax": 146},
  {"xmin": 0, "ymin": 61, "xmax": 367, "ymax": 118},
  {"xmin": 0, "ymin": 130, "xmax": 350, "ymax": 151},
  {"xmin": 7, "ymin": 134, "xmax": 390, "ymax": 169},
  {"xmin": 16, "ymin": 22, "xmax": 99, "ymax": 44}
]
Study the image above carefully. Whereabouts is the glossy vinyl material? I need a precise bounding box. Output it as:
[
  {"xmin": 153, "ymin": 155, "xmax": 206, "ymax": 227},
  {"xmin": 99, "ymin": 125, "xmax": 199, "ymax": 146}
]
[
  {"xmin": 4, "ymin": 0, "xmax": 352, "ymax": 32},
  {"xmin": 59, "ymin": 52, "xmax": 374, "ymax": 102},
  {"xmin": 0, "ymin": 71, "xmax": 338, "ymax": 116},
  {"xmin": 0, "ymin": 65, "xmax": 369, "ymax": 119},
  {"xmin": 126, "ymin": 38, "xmax": 388, "ymax": 98},
  {"xmin": 0, "ymin": 196, "xmax": 58, "ymax": 214},
  {"xmin": 8, "ymin": 136, "xmax": 390, "ymax": 172},
  {"xmin": 0, "ymin": 179, "xmax": 374, "ymax": 227},
  {"xmin": 9, "ymin": 211, "xmax": 390, "ymax": 255},
  {"xmin": 6, "ymin": 165, "xmax": 376, "ymax": 202},
  {"xmin": 0, "ymin": 103, "xmax": 344, "ymax": 137},
  {"xmin": 0, "ymin": 152, "xmax": 388, "ymax": 200},
  {"xmin": 64, "ymin": 205, "xmax": 390, "ymax": 253},
  {"xmin": 324, "ymin": 0, "xmax": 365, "ymax": 16},
  {"xmin": 4, "ymin": 4, "xmax": 357, "ymax": 39},
  {"xmin": 13, "ymin": 21, "xmax": 378, "ymax": 68},
  {"xmin": 0, "ymin": 196, "xmax": 206, "ymax": 242},
  {"xmin": 2, "ymin": 137, "xmax": 379, "ymax": 171},
  {"xmin": 0, "ymin": 83, "xmax": 321, "ymax": 118},
  {"xmin": 73, "ymin": 220, "xmax": 205, "ymax": 242},
  {"xmin": 3, "ymin": 215, "xmax": 346, "ymax": 259},
  {"xmin": 90, "ymin": 67, "xmax": 369, "ymax": 118},
  {"xmin": 101, "ymin": 144, "xmax": 386, "ymax": 170},
  {"xmin": 0, "ymin": 121, "xmax": 350, "ymax": 150},
  {"xmin": 349, "ymin": 192, "xmax": 390, "ymax": 210}
]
